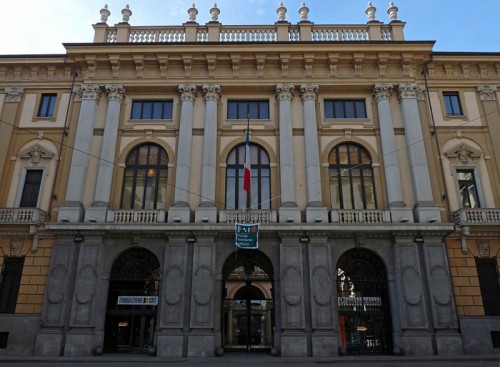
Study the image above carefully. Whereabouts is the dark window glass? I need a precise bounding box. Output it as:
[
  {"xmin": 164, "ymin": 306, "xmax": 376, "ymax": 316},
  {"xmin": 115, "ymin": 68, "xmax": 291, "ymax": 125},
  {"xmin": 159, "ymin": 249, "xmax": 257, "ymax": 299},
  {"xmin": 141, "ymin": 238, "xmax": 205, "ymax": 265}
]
[
  {"xmin": 38, "ymin": 94, "xmax": 57, "ymax": 118},
  {"xmin": 476, "ymin": 258, "xmax": 500, "ymax": 316},
  {"xmin": 0, "ymin": 257, "xmax": 25, "ymax": 314},
  {"xmin": 131, "ymin": 101, "xmax": 173, "ymax": 120},
  {"xmin": 325, "ymin": 100, "xmax": 367, "ymax": 119},
  {"xmin": 121, "ymin": 144, "xmax": 168, "ymax": 209},
  {"xmin": 443, "ymin": 92, "xmax": 463, "ymax": 116},
  {"xmin": 20, "ymin": 170, "xmax": 43, "ymax": 208},
  {"xmin": 226, "ymin": 143, "xmax": 271, "ymax": 210},
  {"xmin": 329, "ymin": 143, "xmax": 376, "ymax": 209},
  {"xmin": 227, "ymin": 100, "xmax": 269, "ymax": 119},
  {"xmin": 457, "ymin": 169, "xmax": 480, "ymax": 208}
]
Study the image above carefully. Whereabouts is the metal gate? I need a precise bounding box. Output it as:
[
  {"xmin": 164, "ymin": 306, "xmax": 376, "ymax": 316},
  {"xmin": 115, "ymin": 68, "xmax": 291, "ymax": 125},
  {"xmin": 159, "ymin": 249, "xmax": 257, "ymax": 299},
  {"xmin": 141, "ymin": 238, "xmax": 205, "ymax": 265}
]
[{"xmin": 337, "ymin": 248, "xmax": 392, "ymax": 354}]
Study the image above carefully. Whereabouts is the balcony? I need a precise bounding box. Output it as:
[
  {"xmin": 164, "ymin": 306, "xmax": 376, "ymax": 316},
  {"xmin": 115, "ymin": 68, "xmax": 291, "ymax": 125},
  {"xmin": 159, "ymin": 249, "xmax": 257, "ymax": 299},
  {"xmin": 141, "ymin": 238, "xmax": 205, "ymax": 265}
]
[
  {"xmin": 220, "ymin": 210, "xmax": 277, "ymax": 224},
  {"xmin": 106, "ymin": 209, "xmax": 166, "ymax": 224},
  {"xmin": 0, "ymin": 208, "xmax": 46, "ymax": 225},
  {"xmin": 453, "ymin": 208, "xmax": 500, "ymax": 226},
  {"xmin": 331, "ymin": 210, "xmax": 391, "ymax": 224}
]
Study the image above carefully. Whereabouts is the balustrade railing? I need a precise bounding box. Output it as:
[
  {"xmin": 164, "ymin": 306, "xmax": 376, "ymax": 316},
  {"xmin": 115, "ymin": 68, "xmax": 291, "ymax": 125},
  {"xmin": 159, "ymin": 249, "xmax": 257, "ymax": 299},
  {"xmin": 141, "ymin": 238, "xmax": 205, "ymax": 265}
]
[
  {"xmin": 107, "ymin": 209, "xmax": 166, "ymax": 223},
  {"xmin": 0, "ymin": 208, "xmax": 46, "ymax": 224},
  {"xmin": 220, "ymin": 210, "xmax": 277, "ymax": 223},
  {"xmin": 219, "ymin": 26, "xmax": 277, "ymax": 42},
  {"xmin": 454, "ymin": 208, "xmax": 500, "ymax": 225},
  {"xmin": 331, "ymin": 209, "xmax": 391, "ymax": 224}
]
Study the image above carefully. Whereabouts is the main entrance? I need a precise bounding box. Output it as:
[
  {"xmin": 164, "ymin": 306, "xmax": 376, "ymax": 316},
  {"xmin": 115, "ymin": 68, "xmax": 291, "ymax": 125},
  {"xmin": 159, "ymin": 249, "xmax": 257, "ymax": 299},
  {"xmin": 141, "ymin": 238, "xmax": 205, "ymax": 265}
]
[
  {"xmin": 103, "ymin": 247, "xmax": 160, "ymax": 353},
  {"xmin": 336, "ymin": 248, "xmax": 393, "ymax": 354},
  {"xmin": 222, "ymin": 250, "xmax": 274, "ymax": 352}
]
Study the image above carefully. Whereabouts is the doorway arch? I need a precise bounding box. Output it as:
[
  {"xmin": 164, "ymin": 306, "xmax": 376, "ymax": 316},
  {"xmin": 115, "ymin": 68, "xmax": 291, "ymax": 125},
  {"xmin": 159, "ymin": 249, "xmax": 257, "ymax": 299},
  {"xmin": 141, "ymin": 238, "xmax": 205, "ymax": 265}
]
[
  {"xmin": 222, "ymin": 250, "xmax": 274, "ymax": 352},
  {"xmin": 336, "ymin": 248, "xmax": 393, "ymax": 354},
  {"xmin": 103, "ymin": 247, "xmax": 160, "ymax": 353}
]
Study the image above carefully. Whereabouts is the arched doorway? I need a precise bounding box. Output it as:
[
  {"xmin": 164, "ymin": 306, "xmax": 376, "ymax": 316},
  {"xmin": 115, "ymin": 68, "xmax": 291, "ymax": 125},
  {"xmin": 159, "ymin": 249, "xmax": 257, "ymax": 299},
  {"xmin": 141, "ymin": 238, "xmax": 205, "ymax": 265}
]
[
  {"xmin": 336, "ymin": 248, "xmax": 392, "ymax": 354},
  {"xmin": 103, "ymin": 247, "xmax": 160, "ymax": 353},
  {"xmin": 222, "ymin": 250, "xmax": 274, "ymax": 352}
]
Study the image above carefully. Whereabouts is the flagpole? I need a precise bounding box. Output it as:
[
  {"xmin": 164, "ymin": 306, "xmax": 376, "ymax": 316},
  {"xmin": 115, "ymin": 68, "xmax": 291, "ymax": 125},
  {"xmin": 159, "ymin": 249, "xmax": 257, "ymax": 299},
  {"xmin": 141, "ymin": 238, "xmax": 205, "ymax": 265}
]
[{"xmin": 244, "ymin": 114, "xmax": 251, "ymax": 212}]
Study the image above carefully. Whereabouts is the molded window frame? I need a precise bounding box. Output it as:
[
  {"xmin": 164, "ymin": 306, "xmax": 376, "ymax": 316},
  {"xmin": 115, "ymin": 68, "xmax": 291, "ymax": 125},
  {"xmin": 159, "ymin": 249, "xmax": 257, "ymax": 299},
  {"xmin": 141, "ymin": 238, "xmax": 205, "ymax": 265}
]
[
  {"xmin": 440, "ymin": 91, "xmax": 467, "ymax": 120},
  {"xmin": 130, "ymin": 100, "xmax": 174, "ymax": 120},
  {"xmin": 227, "ymin": 100, "xmax": 270, "ymax": 120},
  {"xmin": 15, "ymin": 167, "xmax": 45, "ymax": 208},
  {"xmin": 453, "ymin": 166, "xmax": 485, "ymax": 209}
]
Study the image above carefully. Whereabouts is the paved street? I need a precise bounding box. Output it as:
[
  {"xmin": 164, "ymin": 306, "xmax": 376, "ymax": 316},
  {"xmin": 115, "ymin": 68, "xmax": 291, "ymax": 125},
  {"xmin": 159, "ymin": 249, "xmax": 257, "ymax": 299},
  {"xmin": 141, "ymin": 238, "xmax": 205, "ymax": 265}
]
[{"xmin": 0, "ymin": 354, "xmax": 498, "ymax": 367}]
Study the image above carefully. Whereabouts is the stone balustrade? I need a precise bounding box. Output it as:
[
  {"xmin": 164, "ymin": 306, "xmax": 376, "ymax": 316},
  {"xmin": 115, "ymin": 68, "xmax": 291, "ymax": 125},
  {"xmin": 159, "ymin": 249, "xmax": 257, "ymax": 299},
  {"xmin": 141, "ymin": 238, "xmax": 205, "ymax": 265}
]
[
  {"xmin": 0, "ymin": 208, "xmax": 46, "ymax": 224},
  {"xmin": 220, "ymin": 210, "xmax": 277, "ymax": 224},
  {"xmin": 107, "ymin": 209, "xmax": 166, "ymax": 223},
  {"xmin": 331, "ymin": 209, "xmax": 391, "ymax": 224},
  {"xmin": 453, "ymin": 208, "xmax": 500, "ymax": 226}
]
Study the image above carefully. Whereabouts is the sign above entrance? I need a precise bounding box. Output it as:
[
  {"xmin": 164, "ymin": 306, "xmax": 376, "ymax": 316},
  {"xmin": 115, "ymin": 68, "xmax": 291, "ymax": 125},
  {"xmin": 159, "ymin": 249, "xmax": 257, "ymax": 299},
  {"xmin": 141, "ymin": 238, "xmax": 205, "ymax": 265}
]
[
  {"xmin": 117, "ymin": 296, "xmax": 158, "ymax": 305},
  {"xmin": 235, "ymin": 223, "xmax": 259, "ymax": 249}
]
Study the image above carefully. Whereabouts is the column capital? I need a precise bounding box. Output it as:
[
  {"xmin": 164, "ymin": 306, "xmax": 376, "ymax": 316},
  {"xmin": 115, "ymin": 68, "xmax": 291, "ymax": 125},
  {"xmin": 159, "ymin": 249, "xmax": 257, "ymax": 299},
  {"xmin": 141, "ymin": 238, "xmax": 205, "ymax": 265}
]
[
  {"xmin": 373, "ymin": 83, "xmax": 394, "ymax": 102},
  {"xmin": 477, "ymin": 84, "xmax": 497, "ymax": 101},
  {"xmin": 299, "ymin": 83, "xmax": 319, "ymax": 101},
  {"xmin": 4, "ymin": 86, "xmax": 24, "ymax": 102},
  {"xmin": 397, "ymin": 82, "xmax": 425, "ymax": 101},
  {"xmin": 105, "ymin": 84, "xmax": 125, "ymax": 102},
  {"xmin": 78, "ymin": 84, "xmax": 102, "ymax": 101},
  {"xmin": 202, "ymin": 84, "xmax": 221, "ymax": 102},
  {"xmin": 178, "ymin": 84, "xmax": 197, "ymax": 103},
  {"xmin": 275, "ymin": 83, "xmax": 295, "ymax": 101}
]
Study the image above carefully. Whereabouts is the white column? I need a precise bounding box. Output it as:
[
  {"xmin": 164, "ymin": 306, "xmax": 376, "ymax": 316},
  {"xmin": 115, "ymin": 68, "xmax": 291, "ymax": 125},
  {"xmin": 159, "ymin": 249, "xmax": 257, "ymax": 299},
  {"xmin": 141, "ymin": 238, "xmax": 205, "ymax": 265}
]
[
  {"xmin": 398, "ymin": 83, "xmax": 440, "ymax": 223},
  {"xmin": 93, "ymin": 85, "xmax": 125, "ymax": 205},
  {"xmin": 169, "ymin": 84, "xmax": 197, "ymax": 223},
  {"xmin": 276, "ymin": 84, "xmax": 300, "ymax": 223},
  {"xmin": 59, "ymin": 84, "xmax": 101, "ymax": 222},
  {"xmin": 300, "ymin": 84, "xmax": 328, "ymax": 223},
  {"xmin": 195, "ymin": 84, "xmax": 220, "ymax": 223}
]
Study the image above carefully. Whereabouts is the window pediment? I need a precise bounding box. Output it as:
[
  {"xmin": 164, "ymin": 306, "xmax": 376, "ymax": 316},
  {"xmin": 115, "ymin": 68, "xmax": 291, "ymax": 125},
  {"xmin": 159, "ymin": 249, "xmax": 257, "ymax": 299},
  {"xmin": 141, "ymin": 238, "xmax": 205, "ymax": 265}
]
[
  {"xmin": 18, "ymin": 144, "xmax": 54, "ymax": 165},
  {"xmin": 444, "ymin": 143, "xmax": 482, "ymax": 164}
]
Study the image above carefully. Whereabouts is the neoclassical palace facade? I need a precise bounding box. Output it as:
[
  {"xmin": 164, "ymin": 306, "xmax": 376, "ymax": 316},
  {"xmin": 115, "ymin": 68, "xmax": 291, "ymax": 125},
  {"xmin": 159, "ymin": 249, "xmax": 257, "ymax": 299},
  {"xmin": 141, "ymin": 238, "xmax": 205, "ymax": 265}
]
[{"xmin": 0, "ymin": 2, "xmax": 499, "ymax": 358}]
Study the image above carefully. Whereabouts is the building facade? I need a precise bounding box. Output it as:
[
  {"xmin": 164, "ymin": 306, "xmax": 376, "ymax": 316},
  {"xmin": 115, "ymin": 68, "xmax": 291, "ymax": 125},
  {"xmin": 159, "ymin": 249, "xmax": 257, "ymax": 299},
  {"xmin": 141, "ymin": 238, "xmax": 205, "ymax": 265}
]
[{"xmin": 0, "ymin": 2, "xmax": 499, "ymax": 358}]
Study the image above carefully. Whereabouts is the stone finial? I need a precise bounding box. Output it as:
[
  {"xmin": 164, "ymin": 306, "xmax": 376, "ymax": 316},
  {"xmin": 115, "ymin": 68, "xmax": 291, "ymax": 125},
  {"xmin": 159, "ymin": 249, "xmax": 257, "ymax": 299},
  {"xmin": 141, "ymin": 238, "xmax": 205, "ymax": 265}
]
[
  {"xmin": 210, "ymin": 3, "xmax": 220, "ymax": 22},
  {"xmin": 298, "ymin": 2, "xmax": 309, "ymax": 21},
  {"xmin": 276, "ymin": 2, "xmax": 287, "ymax": 22},
  {"xmin": 188, "ymin": 4, "xmax": 198, "ymax": 22},
  {"xmin": 387, "ymin": 2, "xmax": 398, "ymax": 21},
  {"xmin": 100, "ymin": 4, "xmax": 110, "ymax": 23},
  {"xmin": 365, "ymin": 2, "xmax": 376, "ymax": 21},
  {"xmin": 121, "ymin": 4, "xmax": 132, "ymax": 23}
]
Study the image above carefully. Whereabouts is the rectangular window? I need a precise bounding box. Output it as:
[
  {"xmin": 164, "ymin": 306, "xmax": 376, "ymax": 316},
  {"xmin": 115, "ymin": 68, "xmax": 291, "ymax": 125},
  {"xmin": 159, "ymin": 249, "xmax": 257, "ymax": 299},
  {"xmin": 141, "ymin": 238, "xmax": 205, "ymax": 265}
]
[
  {"xmin": 324, "ymin": 100, "xmax": 367, "ymax": 119},
  {"xmin": 19, "ymin": 170, "xmax": 43, "ymax": 208},
  {"xmin": 0, "ymin": 257, "xmax": 25, "ymax": 314},
  {"xmin": 476, "ymin": 258, "xmax": 500, "ymax": 316},
  {"xmin": 227, "ymin": 100, "xmax": 269, "ymax": 119},
  {"xmin": 131, "ymin": 100, "xmax": 173, "ymax": 120},
  {"xmin": 443, "ymin": 92, "xmax": 463, "ymax": 116},
  {"xmin": 37, "ymin": 94, "xmax": 57, "ymax": 118},
  {"xmin": 456, "ymin": 169, "xmax": 480, "ymax": 208}
]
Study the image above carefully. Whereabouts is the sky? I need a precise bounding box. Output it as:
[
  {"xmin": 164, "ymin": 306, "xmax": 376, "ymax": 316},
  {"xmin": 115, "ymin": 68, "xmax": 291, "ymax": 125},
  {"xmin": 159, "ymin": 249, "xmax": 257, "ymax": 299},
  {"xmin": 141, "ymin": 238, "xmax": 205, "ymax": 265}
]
[{"xmin": 0, "ymin": 0, "xmax": 498, "ymax": 55}]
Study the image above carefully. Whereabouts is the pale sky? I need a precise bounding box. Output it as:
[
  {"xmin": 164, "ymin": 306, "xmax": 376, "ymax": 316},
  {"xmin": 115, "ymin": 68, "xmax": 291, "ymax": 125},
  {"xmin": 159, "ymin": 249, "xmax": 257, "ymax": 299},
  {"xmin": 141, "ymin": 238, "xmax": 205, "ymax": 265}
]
[{"xmin": 0, "ymin": 0, "xmax": 498, "ymax": 55}]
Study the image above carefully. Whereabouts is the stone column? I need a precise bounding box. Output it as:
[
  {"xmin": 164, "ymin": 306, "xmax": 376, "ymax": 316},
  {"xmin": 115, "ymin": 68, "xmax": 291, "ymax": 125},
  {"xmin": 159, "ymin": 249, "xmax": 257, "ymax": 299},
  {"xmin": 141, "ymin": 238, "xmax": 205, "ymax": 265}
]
[
  {"xmin": 85, "ymin": 85, "xmax": 125, "ymax": 223},
  {"xmin": 397, "ymin": 83, "xmax": 440, "ymax": 223},
  {"xmin": 276, "ymin": 84, "xmax": 300, "ymax": 223},
  {"xmin": 58, "ymin": 84, "xmax": 102, "ymax": 222},
  {"xmin": 195, "ymin": 84, "xmax": 220, "ymax": 223},
  {"xmin": 300, "ymin": 84, "xmax": 328, "ymax": 223},
  {"xmin": 373, "ymin": 83, "xmax": 413, "ymax": 223},
  {"xmin": 168, "ymin": 84, "xmax": 197, "ymax": 223},
  {"xmin": 0, "ymin": 87, "xmax": 23, "ymax": 185},
  {"xmin": 477, "ymin": 85, "xmax": 500, "ymax": 176}
]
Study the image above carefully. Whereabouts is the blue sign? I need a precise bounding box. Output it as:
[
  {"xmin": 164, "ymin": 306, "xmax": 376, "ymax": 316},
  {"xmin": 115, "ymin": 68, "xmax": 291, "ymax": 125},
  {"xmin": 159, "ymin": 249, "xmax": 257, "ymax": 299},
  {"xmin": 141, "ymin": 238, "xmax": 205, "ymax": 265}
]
[{"xmin": 235, "ymin": 223, "xmax": 259, "ymax": 249}]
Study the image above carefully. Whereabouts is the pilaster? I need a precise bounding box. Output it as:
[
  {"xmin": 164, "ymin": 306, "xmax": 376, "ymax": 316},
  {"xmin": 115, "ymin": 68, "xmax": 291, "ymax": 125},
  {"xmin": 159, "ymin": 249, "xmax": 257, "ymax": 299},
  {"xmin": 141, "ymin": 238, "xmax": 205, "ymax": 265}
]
[
  {"xmin": 0, "ymin": 87, "xmax": 23, "ymax": 185},
  {"xmin": 477, "ymin": 85, "xmax": 500, "ymax": 180}
]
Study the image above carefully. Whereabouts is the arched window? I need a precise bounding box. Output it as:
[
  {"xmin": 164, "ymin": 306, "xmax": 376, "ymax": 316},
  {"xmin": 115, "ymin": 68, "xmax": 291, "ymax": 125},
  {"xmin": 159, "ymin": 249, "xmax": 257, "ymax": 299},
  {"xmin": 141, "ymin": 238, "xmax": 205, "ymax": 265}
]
[
  {"xmin": 329, "ymin": 143, "xmax": 376, "ymax": 210},
  {"xmin": 226, "ymin": 143, "xmax": 270, "ymax": 210},
  {"xmin": 121, "ymin": 144, "xmax": 168, "ymax": 209}
]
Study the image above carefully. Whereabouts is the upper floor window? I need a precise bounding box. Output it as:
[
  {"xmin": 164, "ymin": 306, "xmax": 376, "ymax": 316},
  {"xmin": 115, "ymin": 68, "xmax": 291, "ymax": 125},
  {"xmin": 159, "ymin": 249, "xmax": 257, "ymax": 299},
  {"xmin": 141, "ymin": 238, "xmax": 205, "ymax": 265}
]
[
  {"xmin": 443, "ymin": 92, "xmax": 463, "ymax": 116},
  {"xmin": 227, "ymin": 100, "xmax": 269, "ymax": 120},
  {"xmin": 121, "ymin": 144, "xmax": 168, "ymax": 209},
  {"xmin": 476, "ymin": 257, "xmax": 500, "ymax": 316},
  {"xmin": 226, "ymin": 143, "xmax": 271, "ymax": 210},
  {"xmin": 0, "ymin": 257, "xmax": 25, "ymax": 314},
  {"xmin": 325, "ymin": 100, "xmax": 366, "ymax": 119},
  {"xmin": 457, "ymin": 169, "xmax": 480, "ymax": 208},
  {"xmin": 329, "ymin": 143, "xmax": 376, "ymax": 210},
  {"xmin": 131, "ymin": 100, "xmax": 173, "ymax": 120},
  {"xmin": 37, "ymin": 94, "xmax": 57, "ymax": 118},
  {"xmin": 19, "ymin": 169, "xmax": 43, "ymax": 208}
]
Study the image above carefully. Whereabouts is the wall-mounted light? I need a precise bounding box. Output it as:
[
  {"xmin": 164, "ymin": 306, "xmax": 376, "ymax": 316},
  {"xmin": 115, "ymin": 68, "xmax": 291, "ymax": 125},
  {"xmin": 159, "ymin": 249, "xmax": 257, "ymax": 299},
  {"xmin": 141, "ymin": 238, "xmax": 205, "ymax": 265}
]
[
  {"xmin": 186, "ymin": 234, "xmax": 197, "ymax": 243},
  {"xmin": 299, "ymin": 234, "xmax": 310, "ymax": 243},
  {"xmin": 74, "ymin": 232, "xmax": 84, "ymax": 243},
  {"xmin": 400, "ymin": 217, "xmax": 410, "ymax": 223}
]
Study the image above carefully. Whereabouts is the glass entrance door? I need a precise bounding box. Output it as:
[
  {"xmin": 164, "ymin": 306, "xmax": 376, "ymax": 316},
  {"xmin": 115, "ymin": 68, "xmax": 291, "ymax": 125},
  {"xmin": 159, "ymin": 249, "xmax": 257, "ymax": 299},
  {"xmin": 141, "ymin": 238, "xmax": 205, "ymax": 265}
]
[{"xmin": 105, "ymin": 314, "xmax": 155, "ymax": 353}]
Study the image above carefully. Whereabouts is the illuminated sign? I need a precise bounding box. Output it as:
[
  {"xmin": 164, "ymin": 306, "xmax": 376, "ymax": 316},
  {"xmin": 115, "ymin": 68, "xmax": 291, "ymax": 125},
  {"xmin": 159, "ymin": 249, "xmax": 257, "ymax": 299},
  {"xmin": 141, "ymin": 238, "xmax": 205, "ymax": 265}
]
[{"xmin": 117, "ymin": 296, "xmax": 158, "ymax": 305}]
